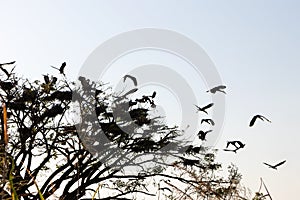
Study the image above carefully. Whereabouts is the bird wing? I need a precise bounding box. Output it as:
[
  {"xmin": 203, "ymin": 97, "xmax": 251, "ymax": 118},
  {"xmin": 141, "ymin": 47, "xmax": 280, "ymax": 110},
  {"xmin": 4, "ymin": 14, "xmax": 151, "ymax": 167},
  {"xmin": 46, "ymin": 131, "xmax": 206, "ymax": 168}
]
[
  {"xmin": 43, "ymin": 75, "xmax": 50, "ymax": 84},
  {"xmin": 202, "ymin": 103, "xmax": 214, "ymax": 110},
  {"xmin": 59, "ymin": 62, "xmax": 66, "ymax": 74},
  {"xmin": 152, "ymin": 91, "xmax": 156, "ymax": 98},
  {"xmin": 0, "ymin": 66, "xmax": 10, "ymax": 77},
  {"xmin": 260, "ymin": 115, "xmax": 271, "ymax": 123},
  {"xmin": 263, "ymin": 162, "xmax": 274, "ymax": 168},
  {"xmin": 0, "ymin": 61, "xmax": 16, "ymax": 66},
  {"xmin": 223, "ymin": 149, "xmax": 236, "ymax": 153},
  {"xmin": 226, "ymin": 141, "xmax": 231, "ymax": 148},
  {"xmin": 209, "ymin": 119, "xmax": 215, "ymax": 125},
  {"xmin": 216, "ymin": 85, "xmax": 226, "ymax": 89},
  {"xmin": 274, "ymin": 160, "xmax": 286, "ymax": 167},
  {"xmin": 249, "ymin": 115, "xmax": 258, "ymax": 127},
  {"xmin": 236, "ymin": 141, "xmax": 244, "ymax": 146},
  {"xmin": 123, "ymin": 75, "xmax": 138, "ymax": 86},
  {"xmin": 205, "ymin": 130, "xmax": 213, "ymax": 134},
  {"xmin": 194, "ymin": 104, "xmax": 201, "ymax": 111},
  {"xmin": 123, "ymin": 88, "xmax": 138, "ymax": 96}
]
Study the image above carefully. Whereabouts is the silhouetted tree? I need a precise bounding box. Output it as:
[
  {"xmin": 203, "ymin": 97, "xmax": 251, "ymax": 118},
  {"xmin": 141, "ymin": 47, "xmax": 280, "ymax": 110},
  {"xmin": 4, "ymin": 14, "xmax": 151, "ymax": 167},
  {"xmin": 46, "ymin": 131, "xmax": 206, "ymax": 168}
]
[{"xmin": 0, "ymin": 62, "xmax": 263, "ymax": 200}]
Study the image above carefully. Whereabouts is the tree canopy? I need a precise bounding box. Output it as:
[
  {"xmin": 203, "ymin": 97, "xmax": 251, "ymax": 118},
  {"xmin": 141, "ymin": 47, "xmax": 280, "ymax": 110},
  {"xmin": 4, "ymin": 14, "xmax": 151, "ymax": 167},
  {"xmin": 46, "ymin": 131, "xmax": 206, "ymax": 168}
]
[{"xmin": 0, "ymin": 61, "xmax": 270, "ymax": 199}]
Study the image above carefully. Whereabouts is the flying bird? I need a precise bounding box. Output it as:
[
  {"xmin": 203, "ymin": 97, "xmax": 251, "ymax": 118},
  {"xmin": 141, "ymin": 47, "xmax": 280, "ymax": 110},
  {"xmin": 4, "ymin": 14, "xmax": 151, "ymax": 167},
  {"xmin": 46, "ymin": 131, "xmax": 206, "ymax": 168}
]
[
  {"xmin": 249, "ymin": 114, "xmax": 271, "ymax": 127},
  {"xmin": 197, "ymin": 130, "xmax": 212, "ymax": 141},
  {"xmin": 263, "ymin": 160, "xmax": 286, "ymax": 170},
  {"xmin": 123, "ymin": 74, "xmax": 138, "ymax": 86},
  {"xmin": 201, "ymin": 118, "xmax": 215, "ymax": 126},
  {"xmin": 224, "ymin": 140, "xmax": 245, "ymax": 153},
  {"xmin": 207, "ymin": 85, "xmax": 226, "ymax": 94},
  {"xmin": 195, "ymin": 103, "xmax": 214, "ymax": 114},
  {"xmin": 51, "ymin": 62, "xmax": 66, "ymax": 75},
  {"xmin": 226, "ymin": 141, "xmax": 246, "ymax": 149}
]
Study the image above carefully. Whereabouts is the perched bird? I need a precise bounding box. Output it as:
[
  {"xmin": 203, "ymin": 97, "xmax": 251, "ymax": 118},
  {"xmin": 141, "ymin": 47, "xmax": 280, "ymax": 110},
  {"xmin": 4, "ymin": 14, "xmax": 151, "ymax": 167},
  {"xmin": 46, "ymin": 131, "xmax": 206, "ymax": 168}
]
[
  {"xmin": 249, "ymin": 114, "xmax": 271, "ymax": 127},
  {"xmin": 51, "ymin": 76, "xmax": 58, "ymax": 85},
  {"xmin": 201, "ymin": 118, "xmax": 215, "ymax": 126},
  {"xmin": 51, "ymin": 62, "xmax": 66, "ymax": 75},
  {"xmin": 43, "ymin": 75, "xmax": 50, "ymax": 84},
  {"xmin": 123, "ymin": 74, "xmax": 137, "ymax": 86},
  {"xmin": 128, "ymin": 100, "xmax": 138, "ymax": 107},
  {"xmin": 263, "ymin": 160, "xmax": 286, "ymax": 170},
  {"xmin": 226, "ymin": 141, "xmax": 246, "ymax": 149},
  {"xmin": 197, "ymin": 130, "xmax": 212, "ymax": 141},
  {"xmin": 207, "ymin": 85, "xmax": 226, "ymax": 94},
  {"xmin": 195, "ymin": 103, "xmax": 214, "ymax": 114}
]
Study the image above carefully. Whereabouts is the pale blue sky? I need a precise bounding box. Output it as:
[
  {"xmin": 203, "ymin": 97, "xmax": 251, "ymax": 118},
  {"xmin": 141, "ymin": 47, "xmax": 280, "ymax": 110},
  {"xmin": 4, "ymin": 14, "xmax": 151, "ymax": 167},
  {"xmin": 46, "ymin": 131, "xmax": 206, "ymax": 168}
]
[{"xmin": 1, "ymin": 1, "xmax": 300, "ymax": 199}]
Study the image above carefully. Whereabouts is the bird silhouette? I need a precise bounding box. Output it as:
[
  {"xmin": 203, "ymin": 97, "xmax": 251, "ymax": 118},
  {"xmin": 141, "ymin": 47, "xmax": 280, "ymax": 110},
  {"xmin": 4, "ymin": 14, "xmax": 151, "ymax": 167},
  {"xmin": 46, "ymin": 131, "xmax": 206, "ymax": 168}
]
[
  {"xmin": 51, "ymin": 62, "xmax": 66, "ymax": 75},
  {"xmin": 43, "ymin": 75, "xmax": 50, "ymax": 84},
  {"xmin": 201, "ymin": 118, "xmax": 215, "ymax": 126},
  {"xmin": 249, "ymin": 114, "xmax": 271, "ymax": 127},
  {"xmin": 195, "ymin": 103, "xmax": 214, "ymax": 114},
  {"xmin": 0, "ymin": 61, "xmax": 16, "ymax": 66},
  {"xmin": 123, "ymin": 74, "xmax": 138, "ymax": 86},
  {"xmin": 207, "ymin": 85, "xmax": 226, "ymax": 94},
  {"xmin": 226, "ymin": 141, "xmax": 246, "ymax": 149},
  {"xmin": 197, "ymin": 130, "xmax": 212, "ymax": 141},
  {"xmin": 263, "ymin": 160, "xmax": 286, "ymax": 170},
  {"xmin": 51, "ymin": 76, "xmax": 58, "ymax": 85}
]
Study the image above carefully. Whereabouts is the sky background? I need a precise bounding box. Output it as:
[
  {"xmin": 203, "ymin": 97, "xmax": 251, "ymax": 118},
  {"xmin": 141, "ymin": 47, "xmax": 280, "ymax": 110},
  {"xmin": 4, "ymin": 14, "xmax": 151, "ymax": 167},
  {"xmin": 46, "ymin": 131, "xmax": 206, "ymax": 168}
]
[{"xmin": 1, "ymin": 1, "xmax": 300, "ymax": 199}]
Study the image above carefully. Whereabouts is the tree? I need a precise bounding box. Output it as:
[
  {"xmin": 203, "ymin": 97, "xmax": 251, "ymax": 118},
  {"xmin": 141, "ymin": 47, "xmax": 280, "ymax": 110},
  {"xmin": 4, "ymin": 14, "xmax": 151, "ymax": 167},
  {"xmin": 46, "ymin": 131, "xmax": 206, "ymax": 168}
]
[{"xmin": 0, "ymin": 62, "xmax": 262, "ymax": 199}]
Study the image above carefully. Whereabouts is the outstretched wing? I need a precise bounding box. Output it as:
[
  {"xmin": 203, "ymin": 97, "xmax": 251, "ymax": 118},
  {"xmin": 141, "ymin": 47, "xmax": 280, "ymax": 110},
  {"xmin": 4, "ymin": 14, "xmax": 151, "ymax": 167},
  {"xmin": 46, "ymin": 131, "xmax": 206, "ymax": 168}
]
[
  {"xmin": 194, "ymin": 104, "xmax": 201, "ymax": 111},
  {"xmin": 215, "ymin": 85, "xmax": 226, "ymax": 90},
  {"xmin": 260, "ymin": 115, "xmax": 271, "ymax": 123},
  {"xmin": 226, "ymin": 141, "xmax": 232, "ymax": 148},
  {"xmin": 224, "ymin": 149, "xmax": 237, "ymax": 153},
  {"xmin": 123, "ymin": 75, "xmax": 138, "ymax": 86},
  {"xmin": 202, "ymin": 103, "xmax": 214, "ymax": 110},
  {"xmin": 274, "ymin": 160, "xmax": 286, "ymax": 168},
  {"xmin": 236, "ymin": 141, "xmax": 244, "ymax": 146},
  {"xmin": 263, "ymin": 162, "xmax": 274, "ymax": 168},
  {"xmin": 59, "ymin": 62, "xmax": 66, "ymax": 74},
  {"xmin": 123, "ymin": 88, "xmax": 138, "ymax": 97},
  {"xmin": 209, "ymin": 119, "xmax": 215, "ymax": 125},
  {"xmin": 249, "ymin": 115, "xmax": 258, "ymax": 127},
  {"xmin": 152, "ymin": 91, "xmax": 156, "ymax": 98},
  {"xmin": 0, "ymin": 61, "xmax": 16, "ymax": 66}
]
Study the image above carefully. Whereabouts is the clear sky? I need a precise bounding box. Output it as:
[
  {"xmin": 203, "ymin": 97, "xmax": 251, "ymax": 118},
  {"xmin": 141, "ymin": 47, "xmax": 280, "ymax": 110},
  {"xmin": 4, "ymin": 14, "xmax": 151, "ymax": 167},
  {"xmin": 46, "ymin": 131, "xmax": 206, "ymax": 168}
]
[{"xmin": 1, "ymin": 1, "xmax": 300, "ymax": 199}]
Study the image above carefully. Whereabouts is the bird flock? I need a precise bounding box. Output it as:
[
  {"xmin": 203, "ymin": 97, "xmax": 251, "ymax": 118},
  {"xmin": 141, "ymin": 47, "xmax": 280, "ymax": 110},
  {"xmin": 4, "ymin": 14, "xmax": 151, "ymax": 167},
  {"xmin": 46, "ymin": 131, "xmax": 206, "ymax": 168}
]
[
  {"xmin": 195, "ymin": 85, "xmax": 286, "ymax": 170},
  {"xmin": 121, "ymin": 75, "xmax": 286, "ymax": 171}
]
